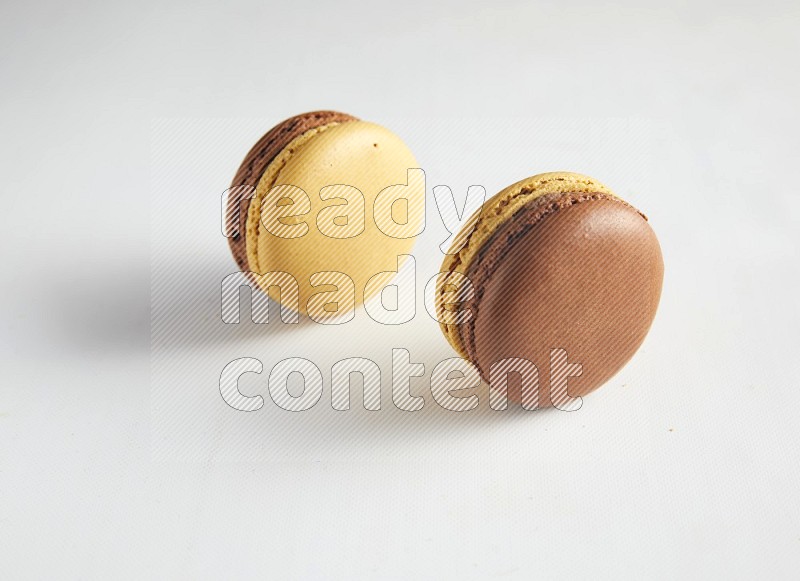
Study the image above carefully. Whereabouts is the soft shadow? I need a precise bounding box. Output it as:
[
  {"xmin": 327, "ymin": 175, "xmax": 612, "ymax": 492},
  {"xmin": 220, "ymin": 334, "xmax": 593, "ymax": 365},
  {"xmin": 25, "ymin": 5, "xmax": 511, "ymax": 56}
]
[
  {"xmin": 52, "ymin": 253, "xmax": 308, "ymax": 356},
  {"xmin": 180, "ymin": 364, "xmax": 575, "ymax": 463}
]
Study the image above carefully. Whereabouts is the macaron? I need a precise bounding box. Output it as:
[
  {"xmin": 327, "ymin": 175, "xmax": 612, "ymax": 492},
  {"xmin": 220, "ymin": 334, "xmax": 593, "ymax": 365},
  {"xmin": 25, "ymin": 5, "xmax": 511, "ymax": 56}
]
[
  {"xmin": 436, "ymin": 172, "xmax": 663, "ymax": 407},
  {"xmin": 227, "ymin": 111, "xmax": 421, "ymax": 318}
]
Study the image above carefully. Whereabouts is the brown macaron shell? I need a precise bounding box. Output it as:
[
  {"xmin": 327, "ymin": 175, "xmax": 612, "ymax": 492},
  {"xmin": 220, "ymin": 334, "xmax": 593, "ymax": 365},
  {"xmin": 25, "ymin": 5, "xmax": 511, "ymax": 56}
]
[
  {"xmin": 461, "ymin": 191, "xmax": 663, "ymax": 405},
  {"xmin": 226, "ymin": 110, "xmax": 358, "ymax": 272}
]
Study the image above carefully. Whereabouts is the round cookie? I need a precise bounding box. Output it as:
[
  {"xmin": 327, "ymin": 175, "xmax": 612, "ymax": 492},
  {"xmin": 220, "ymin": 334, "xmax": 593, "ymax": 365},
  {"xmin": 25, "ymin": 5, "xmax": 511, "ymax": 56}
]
[
  {"xmin": 436, "ymin": 172, "xmax": 663, "ymax": 407},
  {"xmin": 227, "ymin": 111, "xmax": 421, "ymax": 318}
]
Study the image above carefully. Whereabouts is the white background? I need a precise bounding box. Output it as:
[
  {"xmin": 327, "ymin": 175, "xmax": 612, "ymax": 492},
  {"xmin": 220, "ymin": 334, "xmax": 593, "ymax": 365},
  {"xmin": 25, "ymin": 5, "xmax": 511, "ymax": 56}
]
[{"xmin": 2, "ymin": 1, "xmax": 799, "ymax": 579}]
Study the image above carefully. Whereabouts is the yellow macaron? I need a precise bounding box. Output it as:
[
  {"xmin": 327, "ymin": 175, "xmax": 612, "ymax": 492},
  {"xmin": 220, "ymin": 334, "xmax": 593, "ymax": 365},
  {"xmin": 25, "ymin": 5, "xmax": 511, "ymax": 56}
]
[{"xmin": 227, "ymin": 111, "xmax": 422, "ymax": 319}]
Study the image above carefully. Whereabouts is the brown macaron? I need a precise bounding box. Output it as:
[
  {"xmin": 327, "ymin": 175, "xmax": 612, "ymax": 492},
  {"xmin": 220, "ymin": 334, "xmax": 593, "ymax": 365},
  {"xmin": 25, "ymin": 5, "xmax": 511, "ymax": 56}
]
[{"xmin": 436, "ymin": 172, "xmax": 664, "ymax": 408}]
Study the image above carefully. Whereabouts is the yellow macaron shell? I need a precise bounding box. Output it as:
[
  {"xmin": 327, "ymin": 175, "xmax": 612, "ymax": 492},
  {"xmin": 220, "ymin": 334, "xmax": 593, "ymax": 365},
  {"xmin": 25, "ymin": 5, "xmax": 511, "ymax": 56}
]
[
  {"xmin": 246, "ymin": 120, "xmax": 421, "ymax": 316},
  {"xmin": 437, "ymin": 172, "xmax": 616, "ymax": 357}
]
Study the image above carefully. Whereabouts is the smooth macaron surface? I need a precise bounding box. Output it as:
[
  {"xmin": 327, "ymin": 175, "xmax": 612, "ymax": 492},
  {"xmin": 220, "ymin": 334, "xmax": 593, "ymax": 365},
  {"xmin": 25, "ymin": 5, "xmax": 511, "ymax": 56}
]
[
  {"xmin": 229, "ymin": 112, "xmax": 421, "ymax": 317},
  {"xmin": 437, "ymin": 172, "xmax": 663, "ymax": 404},
  {"xmin": 227, "ymin": 110, "xmax": 357, "ymax": 273}
]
